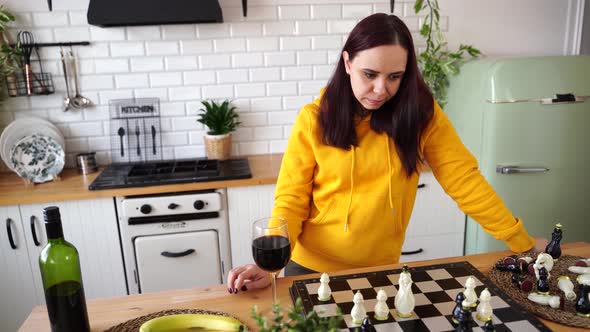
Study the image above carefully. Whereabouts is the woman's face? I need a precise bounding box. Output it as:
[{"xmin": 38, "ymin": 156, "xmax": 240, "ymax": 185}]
[{"xmin": 343, "ymin": 44, "xmax": 407, "ymax": 110}]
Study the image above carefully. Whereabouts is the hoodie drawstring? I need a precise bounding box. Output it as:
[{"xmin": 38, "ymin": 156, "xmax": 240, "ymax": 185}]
[
  {"xmin": 386, "ymin": 137, "xmax": 393, "ymax": 210},
  {"xmin": 344, "ymin": 147, "xmax": 355, "ymax": 232}
]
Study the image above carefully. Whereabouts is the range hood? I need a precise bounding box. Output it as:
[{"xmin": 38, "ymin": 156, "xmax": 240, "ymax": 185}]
[{"xmin": 87, "ymin": 0, "xmax": 223, "ymax": 27}]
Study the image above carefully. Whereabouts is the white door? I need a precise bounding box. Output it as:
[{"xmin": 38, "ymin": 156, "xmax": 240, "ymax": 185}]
[
  {"xmin": 20, "ymin": 198, "xmax": 127, "ymax": 301},
  {"xmin": 0, "ymin": 205, "xmax": 38, "ymax": 332},
  {"xmin": 135, "ymin": 230, "xmax": 222, "ymax": 293}
]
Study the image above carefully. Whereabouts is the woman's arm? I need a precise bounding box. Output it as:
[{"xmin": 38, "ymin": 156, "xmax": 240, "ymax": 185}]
[
  {"xmin": 421, "ymin": 102, "xmax": 535, "ymax": 252},
  {"xmin": 272, "ymin": 105, "xmax": 318, "ymax": 251}
]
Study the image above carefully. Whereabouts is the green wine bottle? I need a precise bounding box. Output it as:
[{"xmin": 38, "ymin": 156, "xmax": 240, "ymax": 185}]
[{"xmin": 39, "ymin": 206, "xmax": 90, "ymax": 332}]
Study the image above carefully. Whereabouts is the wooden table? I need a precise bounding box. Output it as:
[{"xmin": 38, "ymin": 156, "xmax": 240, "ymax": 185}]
[{"xmin": 19, "ymin": 242, "xmax": 589, "ymax": 332}]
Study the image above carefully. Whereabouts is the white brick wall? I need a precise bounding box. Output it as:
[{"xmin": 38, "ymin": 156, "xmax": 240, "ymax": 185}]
[{"xmin": 0, "ymin": 0, "xmax": 438, "ymax": 168}]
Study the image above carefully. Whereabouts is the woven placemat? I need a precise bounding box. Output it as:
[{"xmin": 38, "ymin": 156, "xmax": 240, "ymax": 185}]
[
  {"xmin": 104, "ymin": 308, "xmax": 249, "ymax": 332},
  {"xmin": 489, "ymin": 253, "xmax": 589, "ymax": 328}
]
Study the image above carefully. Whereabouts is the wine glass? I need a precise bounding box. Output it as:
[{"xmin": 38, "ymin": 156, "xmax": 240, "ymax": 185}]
[{"xmin": 251, "ymin": 216, "xmax": 291, "ymax": 305}]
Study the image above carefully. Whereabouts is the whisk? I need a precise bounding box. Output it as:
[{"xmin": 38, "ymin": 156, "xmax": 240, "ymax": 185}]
[{"xmin": 17, "ymin": 31, "xmax": 35, "ymax": 95}]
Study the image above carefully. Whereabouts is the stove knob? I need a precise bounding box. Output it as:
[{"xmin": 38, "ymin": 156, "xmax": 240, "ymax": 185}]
[
  {"xmin": 140, "ymin": 204, "xmax": 152, "ymax": 214},
  {"xmin": 168, "ymin": 203, "xmax": 179, "ymax": 210},
  {"xmin": 193, "ymin": 200, "xmax": 205, "ymax": 210}
]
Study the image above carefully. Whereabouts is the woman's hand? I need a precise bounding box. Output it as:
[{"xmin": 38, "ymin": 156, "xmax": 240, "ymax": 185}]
[
  {"xmin": 226, "ymin": 264, "xmax": 271, "ymax": 294},
  {"xmin": 532, "ymin": 237, "xmax": 549, "ymax": 252}
]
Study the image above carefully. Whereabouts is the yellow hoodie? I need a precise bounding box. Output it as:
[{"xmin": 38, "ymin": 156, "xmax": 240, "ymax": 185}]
[{"xmin": 272, "ymin": 94, "xmax": 534, "ymax": 272}]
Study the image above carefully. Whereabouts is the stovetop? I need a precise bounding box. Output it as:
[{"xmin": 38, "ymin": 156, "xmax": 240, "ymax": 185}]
[{"xmin": 88, "ymin": 158, "xmax": 251, "ymax": 190}]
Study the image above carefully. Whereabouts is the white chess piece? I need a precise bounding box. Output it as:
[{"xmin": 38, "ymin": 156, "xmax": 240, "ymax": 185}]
[
  {"xmin": 394, "ymin": 269, "xmax": 415, "ymax": 318},
  {"xmin": 351, "ymin": 290, "xmax": 366, "ymax": 324},
  {"xmin": 373, "ymin": 288, "xmax": 389, "ymax": 320},
  {"xmin": 568, "ymin": 266, "xmax": 590, "ymax": 274},
  {"xmin": 317, "ymin": 273, "xmax": 331, "ymax": 301},
  {"xmin": 463, "ymin": 276, "xmax": 478, "ymax": 308},
  {"xmin": 527, "ymin": 293, "xmax": 561, "ymax": 309},
  {"xmin": 476, "ymin": 288, "xmax": 493, "ymax": 322},
  {"xmin": 533, "ymin": 253, "xmax": 554, "ymax": 280},
  {"xmin": 557, "ymin": 276, "xmax": 576, "ymax": 301}
]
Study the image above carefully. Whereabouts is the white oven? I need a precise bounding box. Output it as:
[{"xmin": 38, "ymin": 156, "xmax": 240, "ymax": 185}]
[{"xmin": 116, "ymin": 189, "xmax": 232, "ymax": 294}]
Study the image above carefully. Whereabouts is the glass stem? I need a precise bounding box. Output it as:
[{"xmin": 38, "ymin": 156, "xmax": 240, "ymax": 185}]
[{"xmin": 271, "ymin": 272, "xmax": 278, "ymax": 305}]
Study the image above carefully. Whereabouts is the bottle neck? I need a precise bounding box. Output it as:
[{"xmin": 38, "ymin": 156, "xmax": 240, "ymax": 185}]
[{"xmin": 45, "ymin": 221, "xmax": 64, "ymax": 240}]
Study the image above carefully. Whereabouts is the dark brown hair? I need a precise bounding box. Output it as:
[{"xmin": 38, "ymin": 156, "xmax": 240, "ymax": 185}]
[{"xmin": 319, "ymin": 13, "xmax": 434, "ymax": 176}]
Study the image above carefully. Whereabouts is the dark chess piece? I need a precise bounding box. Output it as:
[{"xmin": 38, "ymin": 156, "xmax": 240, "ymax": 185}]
[
  {"xmin": 455, "ymin": 304, "xmax": 474, "ymax": 332},
  {"xmin": 575, "ymin": 282, "xmax": 590, "ymax": 317},
  {"xmin": 483, "ymin": 320, "xmax": 495, "ymax": 332},
  {"xmin": 361, "ymin": 317, "xmax": 376, "ymax": 332},
  {"xmin": 511, "ymin": 273, "xmax": 533, "ymax": 292},
  {"xmin": 536, "ymin": 267, "xmax": 550, "ymax": 294},
  {"xmin": 452, "ymin": 292, "xmax": 466, "ymax": 324},
  {"xmin": 545, "ymin": 223, "xmax": 563, "ymax": 261}
]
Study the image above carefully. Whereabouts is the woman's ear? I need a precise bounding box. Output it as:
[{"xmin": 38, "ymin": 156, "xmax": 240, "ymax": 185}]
[{"xmin": 343, "ymin": 51, "xmax": 351, "ymax": 74}]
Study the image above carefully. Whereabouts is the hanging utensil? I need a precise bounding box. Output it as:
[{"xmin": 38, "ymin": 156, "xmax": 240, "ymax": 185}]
[
  {"xmin": 135, "ymin": 124, "xmax": 141, "ymax": 156},
  {"xmin": 69, "ymin": 50, "xmax": 93, "ymax": 108},
  {"xmin": 60, "ymin": 50, "xmax": 73, "ymax": 111},
  {"xmin": 118, "ymin": 127, "xmax": 125, "ymax": 157},
  {"xmin": 17, "ymin": 31, "xmax": 35, "ymax": 95},
  {"xmin": 151, "ymin": 125, "xmax": 157, "ymax": 155}
]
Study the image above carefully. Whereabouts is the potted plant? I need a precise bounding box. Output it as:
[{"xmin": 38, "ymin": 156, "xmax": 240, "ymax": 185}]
[
  {"xmin": 414, "ymin": 0, "xmax": 481, "ymax": 108},
  {"xmin": 0, "ymin": 6, "xmax": 21, "ymax": 98},
  {"xmin": 251, "ymin": 298, "xmax": 343, "ymax": 332},
  {"xmin": 197, "ymin": 99, "xmax": 241, "ymax": 161}
]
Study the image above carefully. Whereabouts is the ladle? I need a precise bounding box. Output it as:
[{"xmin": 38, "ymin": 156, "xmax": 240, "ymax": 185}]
[{"xmin": 69, "ymin": 51, "xmax": 93, "ymax": 109}]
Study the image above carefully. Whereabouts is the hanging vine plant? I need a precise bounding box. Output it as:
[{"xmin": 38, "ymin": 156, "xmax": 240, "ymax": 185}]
[{"xmin": 414, "ymin": 0, "xmax": 481, "ymax": 108}]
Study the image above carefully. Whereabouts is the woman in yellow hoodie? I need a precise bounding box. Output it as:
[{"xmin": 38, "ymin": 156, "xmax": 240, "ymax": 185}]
[{"xmin": 226, "ymin": 13, "xmax": 546, "ymax": 294}]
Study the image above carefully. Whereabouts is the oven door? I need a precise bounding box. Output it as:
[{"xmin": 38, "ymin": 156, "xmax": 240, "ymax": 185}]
[{"xmin": 134, "ymin": 230, "xmax": 222, "ymax": 293}]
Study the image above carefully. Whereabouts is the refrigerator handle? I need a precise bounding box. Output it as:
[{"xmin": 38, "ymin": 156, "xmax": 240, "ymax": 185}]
[{"xmin": 496, "ymin": 165, "xmax": 550, "ymax": 174}]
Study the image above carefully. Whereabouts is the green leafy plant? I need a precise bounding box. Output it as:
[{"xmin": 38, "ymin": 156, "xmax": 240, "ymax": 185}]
[
  {"xmin": 414, "ymin": 0, "xmax": 481, "ymax": 108},
  {"xmin": 197, "ymin": 100, "xmax": 241, "ymax": 136},
  {"xmin": 0, "ymin": 6, "xmax": 22, "ymax": 77},
  {"xmin": 251, "ymin": 298, "xmax": 343, "ymax": 332}
]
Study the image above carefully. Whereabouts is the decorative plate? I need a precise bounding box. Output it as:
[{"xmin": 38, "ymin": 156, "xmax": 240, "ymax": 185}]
[{"xmin": 10, "ymin": 134, "xmax": 65, "ymax": 183}]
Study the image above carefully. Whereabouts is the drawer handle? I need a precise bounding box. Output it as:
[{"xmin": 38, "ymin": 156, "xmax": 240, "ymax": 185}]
[
  {"xmin": 161, "ymin": 249, "xmax": 196, "ymax": 258},
  {"xmin": 30, "ymin": 216, "xmax": 41, "ymax": 246},
  {"xmin": 401, "ymin": 248, "xmax": 423, "ymax": 255},
  {"xmin": 6, "ymin": 218, "xmax": 17, "ymax": 250},
  {"xmin": 417, "ymin": 183, "xmax": 426, "ymax": 189}
]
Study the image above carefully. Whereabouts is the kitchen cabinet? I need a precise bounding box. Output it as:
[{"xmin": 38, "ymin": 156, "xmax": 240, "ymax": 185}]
[
  {"xmin": 227, "ymin": 173, "xmax": 465, "ymax": 268},
  {"xmin": 227, "ymin": 184, "xmax": 276, "ymax": 268},
  {"xmin": 400, "ymin": 172, "xmax": 465, "ymax": 262},
  {"xmin": 0, "ymin": 198, "xmax": 126, "ymax": 332}
]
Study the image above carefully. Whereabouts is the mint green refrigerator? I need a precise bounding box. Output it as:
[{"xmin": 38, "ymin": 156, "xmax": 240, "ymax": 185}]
[{"xmin": 445, "ymin": 56, "xmax": 590, "ymax": 254}]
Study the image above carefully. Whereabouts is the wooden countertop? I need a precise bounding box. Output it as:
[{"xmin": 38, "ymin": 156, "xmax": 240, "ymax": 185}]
[
  {"xmin": 0, "ymin": 154, "xmax": 283, "ymax": 206},
  {"xmin": 19, "ymin": 242, "xmax": 590, "ymax": 332}
]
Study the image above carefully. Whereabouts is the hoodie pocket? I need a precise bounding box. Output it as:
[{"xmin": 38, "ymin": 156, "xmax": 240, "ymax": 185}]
[{"xmin": 309, "ymin": 198, "xmax": 337, "ymax": 225}]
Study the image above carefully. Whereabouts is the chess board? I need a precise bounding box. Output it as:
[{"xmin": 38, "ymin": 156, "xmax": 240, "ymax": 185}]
[{"xmin": 289, "ymin": 261, "xmax": 551, "ymax": 332}]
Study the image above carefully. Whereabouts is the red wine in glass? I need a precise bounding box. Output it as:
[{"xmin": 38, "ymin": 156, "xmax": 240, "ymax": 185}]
[
  {"xmin": 251, "ymin": 217, "xmax": 290, "ymax": 305},
  {"xmin": 252, "ymin": 235, "xmax": 291, "ymax": 272}
]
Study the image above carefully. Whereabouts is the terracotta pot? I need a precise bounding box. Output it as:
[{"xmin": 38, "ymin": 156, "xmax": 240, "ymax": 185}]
[{"xmin": 203, "ymin": 133, "xmax": 232, "ymax": 160}]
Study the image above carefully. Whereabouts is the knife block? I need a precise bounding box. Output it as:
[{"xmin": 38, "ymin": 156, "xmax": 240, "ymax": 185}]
[{"xmin": 109, "ymin": 98, "xmax": 163, "ymax": 163}]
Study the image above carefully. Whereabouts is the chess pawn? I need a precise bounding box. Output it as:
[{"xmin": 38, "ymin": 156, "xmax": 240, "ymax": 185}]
[
  {"xmin": 373, "ymin": 288, "xmax": 389, "ymax": 320},
  {"xmin": 576, "ymin": 274, "xmax": 590, "ymax": 317},
  {"xmin": 476, "ymin": 288, "xmax": 493, "ymax": 322},
  {"xmin": 527, "ymin": 293, "xmax": 562, "ymax": 309},
  {"xmin": 351, "ymin": 290, "xmax": 367, "ymax": 324},
  {"xmin": 394, "ymin": 267, "xmax": 415, "ymax": 318},
  {"xmin": 557, "ymin": 276, "xmax": 576, "ymax": 301},
  {"xmin": 463, "ymin": 276, "xmax": 478, "ymax": 308},
  {"xmin": 452, "ymin": 292, "xmax": 466, "ymax": 325},
  {"xmin": 360, "ymin": 317, "xmax": 376, "ymax": 332},
  {"xmin": 568, "ymin": 266, "xmax": 590, "ymax": 274},
  {"xmin": 482, "ymin": 320, "xmax": 495, "ymax": 332},
  {"xmin": 545, "ymin": 223, "xmax": 563, "ymax": 261},
  {"xmin": 456, "ymin": 301, "xmax": 475, "ymax": 332},
  {"xmin": 536, "ymin": 266, "xmax": 550, "ymax": 294},
  {"xmin": 317, "ymin": 272, "xmax": 331, "ymax": 301}
]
